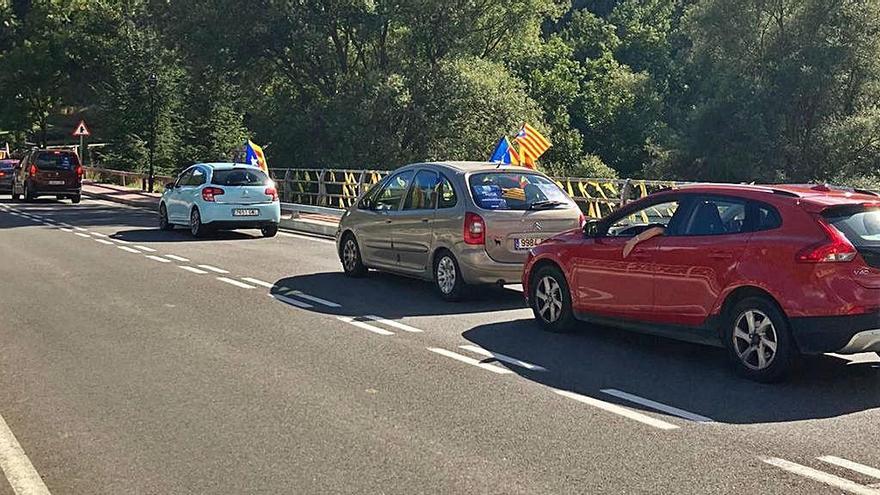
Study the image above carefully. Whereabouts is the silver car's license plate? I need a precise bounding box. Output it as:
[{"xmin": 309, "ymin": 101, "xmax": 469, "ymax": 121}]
[
  {"xmin": 48, "ymin": 180, "xmax": 65, "ymax": 185},
  {"xmin": 232, "ymin": 208, "xmax": 259, "ymax": 217},
  {"xmin": 514, "ymin": 238, "xmax": 542, "ymax": 250}
]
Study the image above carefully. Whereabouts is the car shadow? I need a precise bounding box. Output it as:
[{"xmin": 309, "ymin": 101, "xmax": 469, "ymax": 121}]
[
  {"xmin": 461, "ymin": 318, "xmax": 880, "ymax": 424},
  {"xmin": 271, "ymin": 271, "xmax": 526, "ymax": 318},
  {"xmin": 109, "ymin": 228, "xmax": 261, "ymax": 243}
]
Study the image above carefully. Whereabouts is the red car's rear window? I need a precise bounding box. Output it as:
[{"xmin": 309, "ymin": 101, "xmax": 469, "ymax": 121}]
[{"xmin": 35, "ymin": 152, "xmax": 79, "ymax": 170}]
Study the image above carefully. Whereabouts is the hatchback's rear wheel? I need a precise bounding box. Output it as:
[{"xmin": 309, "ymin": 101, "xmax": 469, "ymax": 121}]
[
  {"xmin": 530, "ymin": 265, "xmax": 576, "ymax": 332},
  {"xmin": 724, "ymin": 297, "xmax": 796, "ymax": 382},
  {"xmin": 341, "ymin": 234, "xmax": 367, "ymax": 277},
  {"xmin": 434, "ymin": 251, "xmax": 467, "ymax": 302},
  {"xmin": 261, "ymin": 224, "xmax": 278, "ymax": 238},
  {"xmin": 158, "ymin": 204, "xmax": 174, "ymax": 231},
  {"xmin": 23, "ymin": 182, "xmax": 35, "ymax": 202},
  {"xmin": 190, "ymin": 208, "xmax": 208, "ymax": 238}
]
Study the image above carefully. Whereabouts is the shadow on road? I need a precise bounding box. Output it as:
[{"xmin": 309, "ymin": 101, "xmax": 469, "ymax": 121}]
[
  {"xmin": 462, "ymin": 318, "xmax": 880, "ymax": 424},
  {"xmin": 272, "ymin": 271, "xmax": 526, "ymax": 318},
  {"xmin": 110, "ymin": 228, "xmax": 261, "ymax": 243}
]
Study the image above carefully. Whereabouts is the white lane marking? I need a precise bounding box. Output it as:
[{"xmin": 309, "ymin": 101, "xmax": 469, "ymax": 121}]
[
  {"xmin": 164, "ymin": 255, "xmax": 189, "ymax": 262},
  {"xmin": 427, "ymin": 347, "xmax": 514, "ymax": 374},
  {"xmin": 271, "ymin": 293, "xmax": 313, "ymax": 308},
  {"xmin": 241, "ymin": 277, "xmax": 275, "ymax": 288},
  {"xmin": 819, "ymin": 456, "xmax": 880, "ymax": 481},
  {"xmin": 145, "ymin": 255, "xmax": 172, "ymax": 263},
  {"xmin": 197, "ymin": 264, "xmax": 229, "ymax": 274},
  {"xmin": 361, "ymin": 315, "xmax": 420, "ymax": 332},
  {"xmin": 90, "ymin": 232, "xmax": 109, "ymax": 238},
  {"xmin": 0, "ymin": 412, "xmax": 52, "ymax": 495},
  {"xmin": 278, "ymin": 231, "xmax": 336, "ymax": 244},
  {"xmin": 553, "ymin": 389, "xmax": 679, "ymax": 430},
  {"xmin": 59, "ymin": 228, "xmax": 74, "ymax": 233},
  {"xmin": 94, "ymin": 239, "xmax": 115, "ymax": 246},
  {"xmin": 600, "ymin": 389, "xmax": 713, "ymax": 423},
  {"xmin": 109, "ymin": 238, "xmax": 131, "ymax": 245},
  {"xmin": 178, "ymin": 266, "xmax": 209, "ymax": 275},
  {"xmin": 217, "ymin": 277, "xmax": 255, "ymax": 289},
  {"xmin": 74, "ymin": 232, "xmax": 91, "ymax": 238},
  {"xmin": 117, "ymin": 246, "xmax": 141, "ymax": 254},
  {"xmin": 132, "ymin": 245, "xmax": 156, "ymax": 253},
  {"xmin": 58, "ymin": 222, "xmax": 72, "ymax": 228},
  {"xmin": 458, "ymin": 344, "xmax": 546, "ymax": 371},
  {"xmin": 73, "ymin": 226, "xmax": 88, "ymax": 232},
  {"xmin": 338, "ymin": 316, "xmax": 395, "ymax": 336},
  {"xmin": 763, "ymin": 458, "xmax": 880, "ymax": 495},
  {"xmin": 286, "ymin": 290, "xmax": 341, "ymax": 308}
]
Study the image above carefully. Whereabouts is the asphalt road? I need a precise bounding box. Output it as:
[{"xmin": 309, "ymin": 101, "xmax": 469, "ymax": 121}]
[{"xmin": 1, "ymin": 197, "xmax": 880, "ymax": 494}]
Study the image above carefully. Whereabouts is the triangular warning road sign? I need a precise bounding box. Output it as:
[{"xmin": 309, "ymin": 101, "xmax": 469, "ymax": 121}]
[{"xmin": 72, "ymin": 120, "xmax": 91, "ymax": 137}]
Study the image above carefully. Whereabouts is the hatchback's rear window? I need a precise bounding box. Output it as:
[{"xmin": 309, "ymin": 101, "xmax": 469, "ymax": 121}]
[
  {"xmin": 211, "ymin": 168, "xmax": 270, "ymax": 186},
  {"xmin": 35, "ymin": 152, "xmax": 79, "ymax": 170},
  {"xmin": 469, "ymin": 172, "xmax": 571, "ymax": 210}
]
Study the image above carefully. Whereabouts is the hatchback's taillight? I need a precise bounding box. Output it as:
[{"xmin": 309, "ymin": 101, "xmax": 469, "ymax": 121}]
[
  {"xmin": 464, "ymin": 212, "xmax": 485, "ymax": 245},
  {"xmin": 202, "ymin": 186, "xmax": 224, "ymax": 202},
  {"xmin": 265, "ymin": 186, "xmax": 278, "ymax": 201},
  {"xmin": 29, "ymin": 164, "xmax": 37, "ymax": 177},
  {"xmin": 796, "ymin": 217, "xmax": 858, "ymax": 263}
]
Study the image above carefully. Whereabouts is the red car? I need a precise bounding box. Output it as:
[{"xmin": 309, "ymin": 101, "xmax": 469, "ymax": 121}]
[
  {"xmin": 11, "ymin": 149, "xmax": 83, "ymax": 203},
  {"xmin": 523, "ymin": 184, "xmax": 880, "ymax": 382}
]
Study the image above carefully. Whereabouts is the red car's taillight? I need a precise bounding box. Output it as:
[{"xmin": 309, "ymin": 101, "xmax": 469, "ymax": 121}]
[
  {"xmin": 29, "ymin": 164, "xmax": 37, "ymax": 177},
  {"xmin": 463, "ymin": 212, "xmax": 485, "ymax": 245},
  {"xmin": 265, "ymin": 186, "xmax": 278, "ymax": 201},
  {"xmin": 578, "ymin": 213, "xmax": 586, "ymax": 228},
  {"xmin": 202, "ymin": 186, "xmax": 225, "ymax": 202},
  {"xmin": 75, "ymin": 165, "xmax": 83, "ymax": 177},
  {"xmin": 796, "ymin": 217, "xmax": 857, "ymax": 263}
]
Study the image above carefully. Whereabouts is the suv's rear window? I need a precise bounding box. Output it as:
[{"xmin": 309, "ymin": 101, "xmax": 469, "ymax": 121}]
[
  {"xmin": 469, "ymin": 172, "xmax": 571, "ymax": 210},
  {"xmin": 211, "ymin": 168, "xmax": 270, "ymax": 186},
  {"xmin": 35, "ymin": 152, "xmax": 79, "ymax": 170},
  {"xmin": 824, "ymin": 205, "xmax": 880, "ymax": 268}
]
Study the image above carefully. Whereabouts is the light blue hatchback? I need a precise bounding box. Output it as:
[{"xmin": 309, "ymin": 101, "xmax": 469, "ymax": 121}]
[{"xmin": 158, "ymin": 163, "xmax": 281, "ymax": 238}]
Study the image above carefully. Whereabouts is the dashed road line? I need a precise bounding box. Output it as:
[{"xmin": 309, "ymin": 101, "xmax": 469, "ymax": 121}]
[
  {"xmin": 90, "ymin": 232, "xmax": 109, "ymax": 238},
  {"xmin": 458, "ymin": 344, "xmax": 546, "ymax": 371},
  {"xmin": 427, "ymin": 347, "xmax": 514, "ymax": 374},
  {"xmin": 74, "ymin": 232, "xmax": 91, "ymax": 238},
  {"xmin": 59, "ymin": 227, "xmax": 74, "ymax": 233},
  {"xmin": 763, "ymin": 457, "xmax": 880, "ymax": 495},
  {"xmin": 338, "ymin": 316, "xmax": 395, "ymax": 336},
  {"xmin": 364, "ymin": 315, "xmax": 421, "ymax": 332},
  {"xmin": 0, "ymin": 412, "xmax": 52, "ymax": 495},
  {"xmin": 217, "ymin": 277, "xmax": 255, "ymax": 289},
  {"xmin": 197, "ymin": 264, "xmax": 229, "ymax": 274},
  {"xmin": 94, "ymin": 239, "xmax": 115, "ymax": 246},
  {"xmin": 285, "ymin": 290, "xmax": 341, "ymax": 308},
  {"xmin": 819, "ymin": 456, "xmax": 880, "ymax": 481},
  {"xmin": 600, "ymin": 389, "xmax": 713, "ymax": 423},
  {"xmin": 241, "ymin": 277, "xmax": 275, "ymax": 288},
  {"xmin": 271, "ymin": 293, "xmax": 314, "ymax": 308},
  {"xmin": 109, "ymin": 238, "xmax": 131, "ymax": 245},
  {"xmin": 553, "ymin": 389, "xmax": 679, "ymax": 430},
  {"xmin": 179, "ymin": 266, "xmax": 209, "ymax": 275},
  {"xmin": 117, "ymin": 246, "xmax": 142, "ymax": 254},
  {"xmin": 73, "ymin": 226, "xmax": 88, "ymax": 232},
  {"xmin": 145, "ymin": 255, "xmax": 172, "ymax": 263},
  {"xmin": 132, "ymin": 245, "xmax": 156, "ymax": 253},
  {"xmin": 164, "ymin": 254, "xmax": 189, "ymax": 262}
]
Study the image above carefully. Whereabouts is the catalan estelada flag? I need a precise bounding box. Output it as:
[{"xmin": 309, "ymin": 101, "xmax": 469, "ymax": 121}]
[
  {"xmin": 244, "ymin": 140, "xmax": 268, "ymax": 173},
  {"xmin": 515, "ymin": 123, "xmax": 551, "ymax": 169},
  {"xmin": 489, "ymin": 136, "xmax": 520, "ymax": 165}
]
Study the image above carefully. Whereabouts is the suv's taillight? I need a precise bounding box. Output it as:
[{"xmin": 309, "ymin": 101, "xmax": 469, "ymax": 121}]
[
  {"xmin": 202, "ymin": 186, "xmax": 225, "ymax": 202},
  {"xmin": 464, "ymin": 212, "xmax": 485, "ymax": 245},
  {"xmin": 265, "ymin": 186, "xmax": 278, "ymax": 201},
  {"xmin": 29, "ymin": 164, "xmax": 37, "ymax": 177},
  {"xmin": 796, "ymin": 217, "xmax": 858, "ymax": 263}
]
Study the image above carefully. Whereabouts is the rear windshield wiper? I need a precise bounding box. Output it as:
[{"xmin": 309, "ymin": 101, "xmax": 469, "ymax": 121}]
[{"xmin": 528, "ymin": 200, "xmax": 565, "ymax": 210}]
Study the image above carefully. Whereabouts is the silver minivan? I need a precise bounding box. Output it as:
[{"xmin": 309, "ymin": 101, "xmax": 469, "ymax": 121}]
[{"xmin": 336, "ymin": 161, "xmax": 584, "ymax": 300}]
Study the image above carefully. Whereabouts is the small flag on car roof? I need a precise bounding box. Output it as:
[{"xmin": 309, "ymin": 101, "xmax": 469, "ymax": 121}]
[
  {"xmin": 244, "ymin": 140, "xmax": 269, "ymax": 173},
  {"xmin": 489, "ymin": 136, "xmax": 521, "ymax": 165}
]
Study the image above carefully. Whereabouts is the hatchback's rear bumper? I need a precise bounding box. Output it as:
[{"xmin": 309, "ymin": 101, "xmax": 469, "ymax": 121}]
[
  {"xmin": 200, "ymin": 202, "xmax": 281, "ymax": 225},
  {"xmin": 790, "ymin": 311, "xmax": 880, "ymax": 354},
  {"xmin": 457, "ymin": 248, "xmax": 524, "ymax": 285}
]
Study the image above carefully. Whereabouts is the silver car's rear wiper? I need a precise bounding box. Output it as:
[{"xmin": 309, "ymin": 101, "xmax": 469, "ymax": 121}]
[{"xmin": 528, "ymin": 200, "xmax": 565, "ymax": 210}]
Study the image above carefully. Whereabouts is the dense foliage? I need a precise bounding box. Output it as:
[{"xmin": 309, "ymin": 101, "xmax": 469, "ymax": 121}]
[{"xmin": 1, "ymin": 0, "xmax": 878, "ymax": 186}]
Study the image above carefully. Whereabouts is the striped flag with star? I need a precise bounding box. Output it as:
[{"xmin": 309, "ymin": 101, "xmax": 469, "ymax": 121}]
[{"xmin": 515, "ymin": 123, "xmax": 551, "ymax": 169}]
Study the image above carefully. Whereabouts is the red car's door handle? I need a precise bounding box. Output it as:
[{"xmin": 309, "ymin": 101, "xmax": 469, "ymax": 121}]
[{"xmin": 709, "ymin": 251, "xmax": 733, "ymax": 260}]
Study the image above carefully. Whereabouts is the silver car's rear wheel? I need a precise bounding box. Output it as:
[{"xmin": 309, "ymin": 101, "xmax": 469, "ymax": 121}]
[
  {"xmin": 341, "ymin": 234, "xmax": 367, "ymax": 277},
  {"xmin": 535, "ymin": 276, "xmax": 563, "ymax": 324},
  {"xmin": 433, "ymin": 251, "xmax": 466, "ymax": 301},
  {"xmin": 732, "ymin": 309, "xmax": 778, "ymax": 371},
  {"xmin": 436, "ymin": 257, "xmax": 456, "ymax": 295}
]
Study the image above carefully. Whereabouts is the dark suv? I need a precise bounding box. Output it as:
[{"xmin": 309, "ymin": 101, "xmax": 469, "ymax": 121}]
[{"xmin": 11, "ymin": 149, "xmax": 83, "ymax": 203}]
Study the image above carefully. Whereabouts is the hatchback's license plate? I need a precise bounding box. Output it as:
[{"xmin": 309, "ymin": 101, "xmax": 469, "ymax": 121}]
[
  {"xmin": 233, "ymin": 209, "xmax": 259, "ymax": 217},
  {"xmin": 48, "ymin": 180, "xmax": 65, "ymax": 185},
  {"xmin": 515, "ymin": 238, "xmax": 542, "ymax": 250}
]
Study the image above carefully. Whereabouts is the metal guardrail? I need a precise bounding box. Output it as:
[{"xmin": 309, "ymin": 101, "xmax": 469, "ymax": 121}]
[
  {"xmin": 84, "ymin": 166, "xmax": 174, "ymax": 191},
  {"xmin": 268, "ymin": 167, "xmax": 683, "ymax": 218}
]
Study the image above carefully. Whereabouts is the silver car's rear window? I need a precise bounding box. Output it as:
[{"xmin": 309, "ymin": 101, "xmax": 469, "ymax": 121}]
[{"xmin": 469, "ymin": 172, "xmax": 570, "ymax": 210}]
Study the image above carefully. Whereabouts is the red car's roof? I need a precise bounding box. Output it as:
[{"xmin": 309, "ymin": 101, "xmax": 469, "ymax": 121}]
[{"xmin": 671, "ymin": 183, "xmax": 879, "ymax": 209}]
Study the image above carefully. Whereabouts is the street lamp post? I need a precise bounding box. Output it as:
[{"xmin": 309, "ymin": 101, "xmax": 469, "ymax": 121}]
[{"xmin": 147, "ymin": 73, "xmax": 158, "ymax": 193}]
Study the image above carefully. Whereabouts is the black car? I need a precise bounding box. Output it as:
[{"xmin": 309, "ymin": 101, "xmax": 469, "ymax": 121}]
[{"xmin": 0, "ymin": 159, "xmax": 17, "ymax": 194}]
